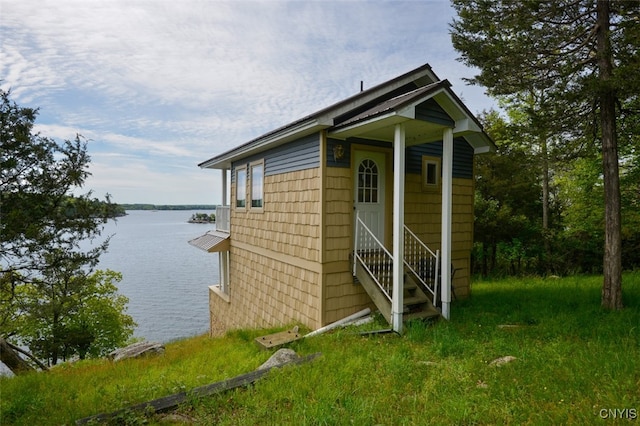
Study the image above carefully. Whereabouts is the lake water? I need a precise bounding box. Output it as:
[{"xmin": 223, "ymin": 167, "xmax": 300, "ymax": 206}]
[
  {"xmin": 97, "ymin": 210, "xmax": 218, "ymax": 343},
  {"xmin": 2, "ymin": 210, "xmax": 217, "ymax": 376}
]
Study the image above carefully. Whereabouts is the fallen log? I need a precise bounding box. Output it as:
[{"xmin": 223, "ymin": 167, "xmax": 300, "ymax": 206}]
[
  {"xmin": 0, "ymin": 337, "xmax": 35, "ymax": 375},
  {"xmin": 75, "ymin": 352, "xmax": 321, "ymax": 425}
]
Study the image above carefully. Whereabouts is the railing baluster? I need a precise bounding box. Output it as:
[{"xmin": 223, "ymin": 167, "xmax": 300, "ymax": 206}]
[
  {"xmin": 403, "ymin": 225, "xmax": 439, "ymax": 304},
  {"xmin": 353, "ymin": 213, "xmax": 394, "ymax": 302},
  {"xmin": 354, "ymin": 217, "xmax": 438, "ymax": 305}
]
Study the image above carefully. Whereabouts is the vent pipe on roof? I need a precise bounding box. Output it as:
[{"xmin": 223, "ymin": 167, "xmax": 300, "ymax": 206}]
[{"xmin": 360, "ymin": 80, "xmax": 364, "ymax": 92}]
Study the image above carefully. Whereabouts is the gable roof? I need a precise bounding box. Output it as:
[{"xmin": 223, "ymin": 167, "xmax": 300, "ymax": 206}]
[
  {"xmin": 329, "ymin": 79, "xmax": 494, "ymax": 153},
  {"xmin": 199, "ymin": 64, "xmax": 493, "ymax": 169},
  {"xmin": 334, "ymin": 80, "xmax": 449, "ymax": 128}
]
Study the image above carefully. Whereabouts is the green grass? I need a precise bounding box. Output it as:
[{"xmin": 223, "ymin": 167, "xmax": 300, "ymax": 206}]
[{"xmin": 2, "ymin": 273, "xmax": 639, "ymax": 425}]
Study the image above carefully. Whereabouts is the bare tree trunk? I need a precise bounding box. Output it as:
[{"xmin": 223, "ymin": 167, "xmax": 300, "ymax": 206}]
[
  {"xmin": 597, "ymin": 0, "xmax": 623, "ymax": 310},
  {"xmin": 0, "ymin": 337, "xmax": 34, "ymax": 375},
  {"xmin": 490, "ymin": 240, "xmax": 497, "ymax": 274},
  {"xmin": 482, "ymin": 242, "xmax": 488, "ymax": 277},
  {"xmin": 541, "ymin": 135, "xmax": 551, "ymax": 273}
]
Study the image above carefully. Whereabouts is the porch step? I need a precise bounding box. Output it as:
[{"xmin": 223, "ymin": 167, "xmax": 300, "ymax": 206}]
[
  {"xmin": 403, "ymin": 274, "xmax": 440, "ymax": 320},
  {"xmin": 404, "ymin": 305, "xmax": 441, "ymax": 321},
  {"xmin": 354, "ymin": 258, "xmax": 441, "ymax": 325},
  {"xmin": 403, "ymin": 274, "xmax": 432, "ymax": 305},
  {"xmin": 403, "ymin": 294, "xmax": 429, "ymax": 306}
]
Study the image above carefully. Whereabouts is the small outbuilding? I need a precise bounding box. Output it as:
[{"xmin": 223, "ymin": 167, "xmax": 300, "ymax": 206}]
[{"xmin": 190, "ymin": 64, "xmax": 494, "ymax": 334}]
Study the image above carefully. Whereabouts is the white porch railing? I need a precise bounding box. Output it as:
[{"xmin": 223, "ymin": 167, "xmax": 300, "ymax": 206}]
[
  {"xmin": 353, "ymin": 212, "xmax": 440, "ymax": 306},
  {"xmin": 215, "ymin": 205, "xmax": 230, "ymax": 232},
  {"xmin": 353, "ymin": 212, "xmax": 393, "ymax": 301},
  {"xmin": 403, "ymin": 226, "xmax": 439, "ymax": 304}
]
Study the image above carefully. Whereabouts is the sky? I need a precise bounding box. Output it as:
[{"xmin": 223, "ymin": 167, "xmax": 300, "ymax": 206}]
[{"xmin": 1, "ymin": 0, "xmax": 495, "ymax": 205}]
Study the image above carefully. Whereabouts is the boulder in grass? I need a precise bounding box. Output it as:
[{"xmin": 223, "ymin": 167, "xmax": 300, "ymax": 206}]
[
  {"xmin": 257, "ymin": 348, "xmax": 300, "ymax": 370},
  {"xmin": 108, "ymin": 341, "xmax": 165, "ymax": 362},
  {"xmin": 489, "ymin": 355, "xmax": 517, "ymax": 367}
]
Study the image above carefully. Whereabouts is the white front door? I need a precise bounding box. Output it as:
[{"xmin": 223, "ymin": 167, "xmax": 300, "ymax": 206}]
[{"xmin": 354, "ymin": 150, "xmax": 386, "ymax": 243}]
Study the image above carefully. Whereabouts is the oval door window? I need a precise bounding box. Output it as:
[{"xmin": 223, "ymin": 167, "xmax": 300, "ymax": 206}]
[{"xmin": 358, "ymin": 159, "xmax": 379, "ymax": 203}]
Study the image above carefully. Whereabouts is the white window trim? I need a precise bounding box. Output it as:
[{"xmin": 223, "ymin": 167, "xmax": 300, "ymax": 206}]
[
  {"xmin": 235, "ymin": 165, "xmax": 247, "ymax": 210},
  {"xmin": 249, "ymin": 159, "xmax": 265, "ymax": 211},
  {"xmin": 422, "ymin": 155, "xmax": 441, "ymax": 191}
]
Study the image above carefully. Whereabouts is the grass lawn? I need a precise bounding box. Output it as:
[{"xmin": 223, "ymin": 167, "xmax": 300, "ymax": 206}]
[{"xmin": 1, "ymin": 273, "xmax": 639, "ymax": 425}]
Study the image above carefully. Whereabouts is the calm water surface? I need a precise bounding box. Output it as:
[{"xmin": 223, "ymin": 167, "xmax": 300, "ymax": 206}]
[
  {"xmin": 97, "ymin": 210, "xmax": 217, "ymax": 343},
  {"xmin": 0, "ymin": 210, "xmax": 216, "ymax": 375}
]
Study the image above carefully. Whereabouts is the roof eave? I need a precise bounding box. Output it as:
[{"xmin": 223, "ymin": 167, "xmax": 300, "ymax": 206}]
[
  {"xmin": 329, "ymin": 82, "xmax": 449, "ymax": 133},
  {"xmin": 198, "ymin": 118, "xmax": 331, "ymax": 169},
  {"xmin": 329, "ymin": 82, "xmax": 496, "ymax": 153},
  {"xmin": 314, "ymin": 64, "xmax": 439, "ymax": 123},
  {"xmin": 328, "ymin": 112, "xmax": 411, "ymax": 140},
  {"xmin": 434, "ymin": 88, "xmax": 496, "ymax": 152}
]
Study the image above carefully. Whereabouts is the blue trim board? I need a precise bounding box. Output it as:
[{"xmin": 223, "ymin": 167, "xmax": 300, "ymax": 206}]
[
  {"xmin": 405, "ymin": 138, "xmax": 474, "ymax": 179},
  {"xmin": 231, "ymin": 133, "xmax": 320, "ymax": 180},
  {"xmin": 328, "ymin": 136, "xmax": 473, "ymax": 180},
  {"xmin": 415, "ymin": 99, "xmax": 455, "ymax": 127},
  {"xmin": 230, "ymin": 132, "xmax": 473, "ymax": 181}
]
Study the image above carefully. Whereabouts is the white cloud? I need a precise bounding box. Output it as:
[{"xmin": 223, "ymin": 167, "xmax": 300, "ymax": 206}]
[
  {"xmin": 1, "ymin": 0, "xmax": 495, "ymax": 204},
  {"xmin": 85, "ymin": 155, "xmax": 222, "ymax": 205}
]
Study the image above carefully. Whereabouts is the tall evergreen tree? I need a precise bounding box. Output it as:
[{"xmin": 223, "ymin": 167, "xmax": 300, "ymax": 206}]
[
  {"xmin": 451, "ymin": 0, "xmax": 640, "ymax": 309},
  {"xmin": 474, "ymin": 110, "xmax": 544, "ymax": 276},
  {"xmin": 1, "ymin": 89, "xmax": 129, "ymax": 372}
]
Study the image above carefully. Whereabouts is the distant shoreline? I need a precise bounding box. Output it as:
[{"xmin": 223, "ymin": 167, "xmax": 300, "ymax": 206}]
[{"xmin": 119, "ymin": 204, "xmax": 216, "ymax": 211}]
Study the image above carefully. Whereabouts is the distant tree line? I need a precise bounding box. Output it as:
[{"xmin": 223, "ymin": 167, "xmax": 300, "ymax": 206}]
[{"xmin": 119, "ymin": 204, "xmax": 216, "ymax": 211}]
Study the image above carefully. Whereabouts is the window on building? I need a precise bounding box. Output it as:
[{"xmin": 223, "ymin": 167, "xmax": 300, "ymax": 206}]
[
  {"xmin": 236, "ymin": 166, "xmax": 246, "ymax": 208},
  {"xmin": 358, "ymin": 159, "xmax": 379, "ymax": 203},
  {"xmin": 250, "ymin": 161, "xmax": 264, "ymax": 208},
  {"xmin": 422, "ymin": 156, "xmax": 440, "ymax": 191}
]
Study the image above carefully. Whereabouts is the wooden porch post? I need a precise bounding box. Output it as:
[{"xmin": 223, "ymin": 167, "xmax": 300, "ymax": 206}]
[
  {"xmin": 392, "ymin": 123, "xmax": 406, "ymax": 333},
  {"xmin": 220, "ymin": 168, "xmax": 229, "ymax": 291},
  {"xmin": 221, "ymin": 168, "xmax": 228, "ymax": 207},
  {"xmin": 441, "ymin": 128, "xmax": 453, "ymax": 319}
]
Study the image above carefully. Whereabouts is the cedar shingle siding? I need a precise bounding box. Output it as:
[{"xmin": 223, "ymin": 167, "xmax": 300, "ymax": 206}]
[
  {"xmin": 210, "ymin": 132, "xmax": 477, "ymax": 334},
  {"xmin": 210, "ymin": 167, "xmax": 322, "ymax": 334}
]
